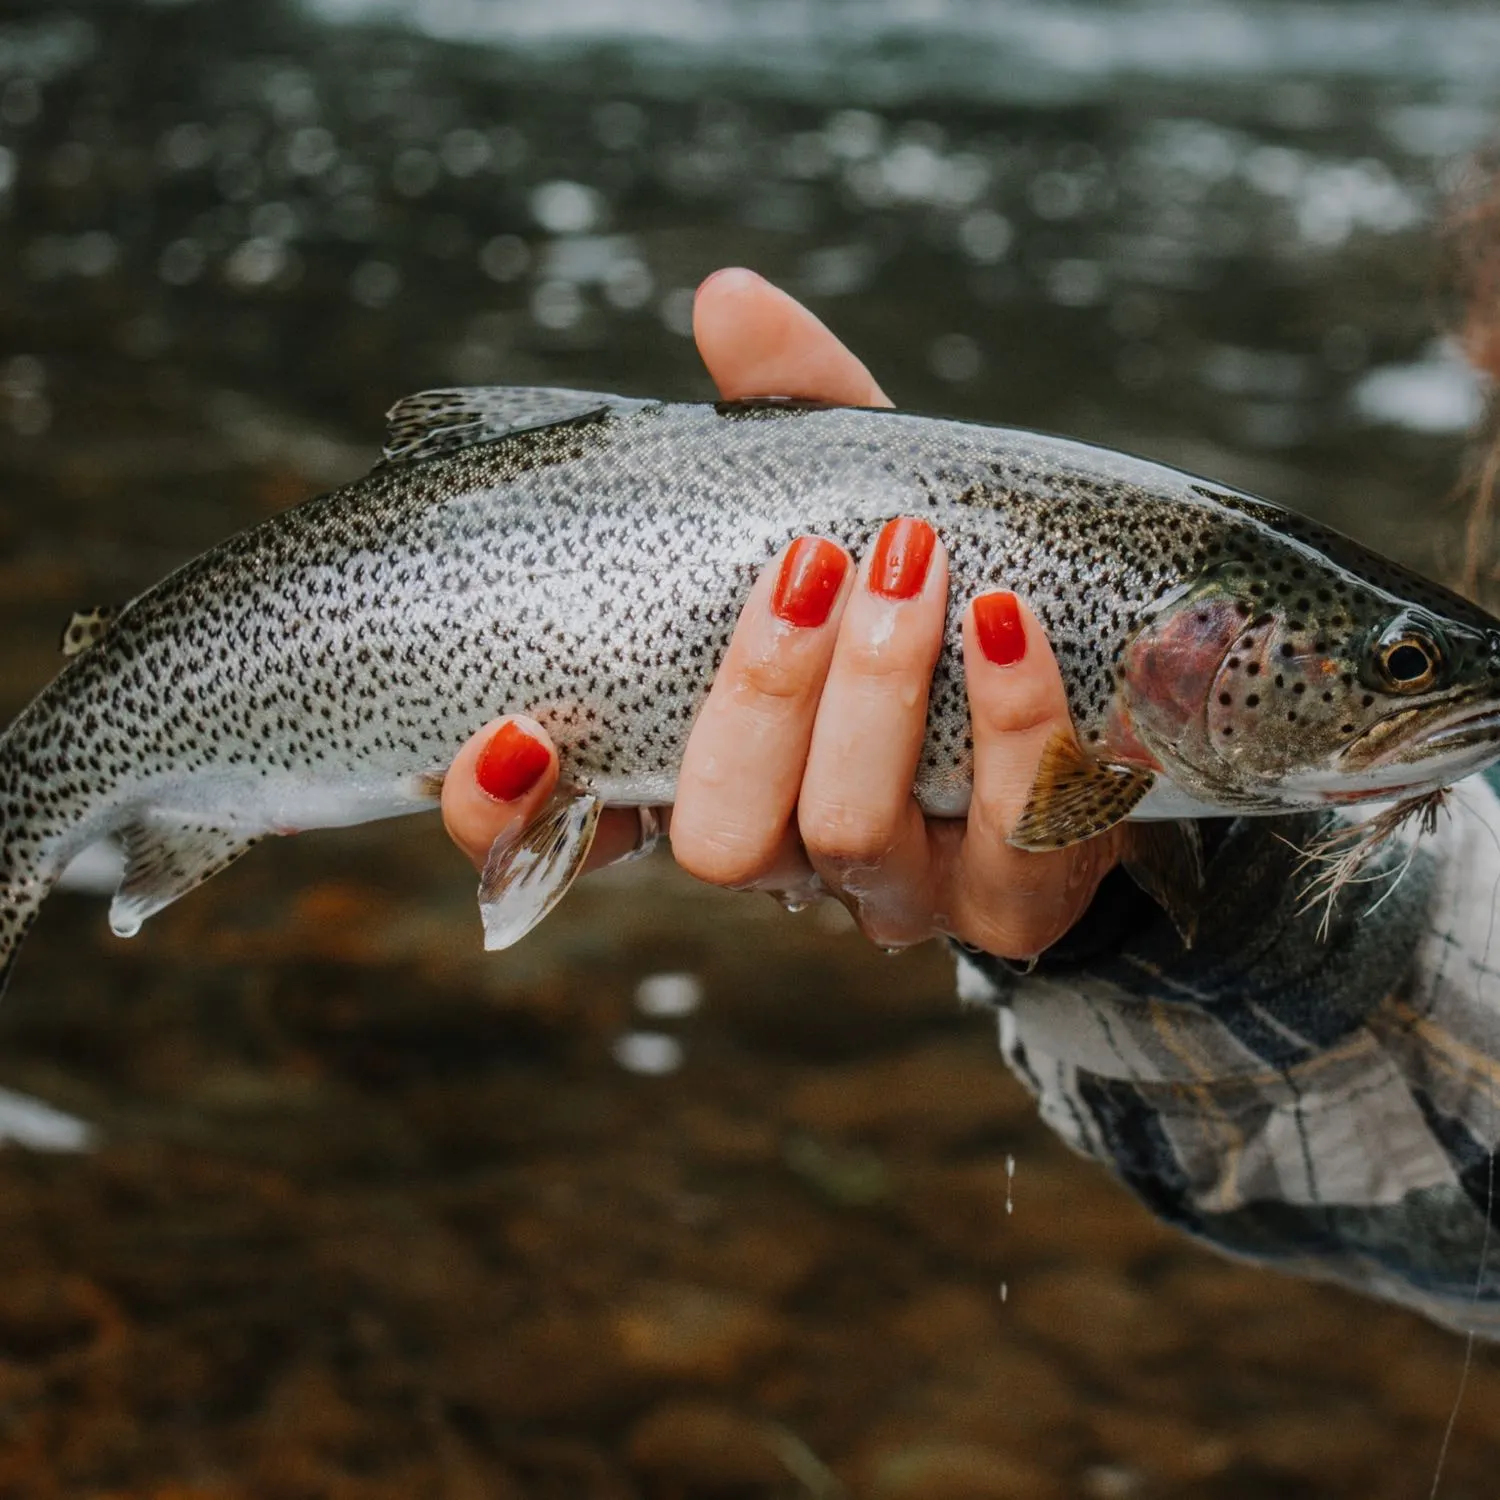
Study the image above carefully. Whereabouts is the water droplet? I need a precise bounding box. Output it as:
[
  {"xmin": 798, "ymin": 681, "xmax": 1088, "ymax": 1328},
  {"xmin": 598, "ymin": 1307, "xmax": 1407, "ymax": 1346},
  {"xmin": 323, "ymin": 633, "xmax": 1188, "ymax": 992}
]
[
  {"xmin": 1005, "ymin": 1152, "xmax": 1016, "ymax": 1215},
  {"xmin": 999, "ymin": 1281, "xmax": 1008, "ymax": 1303}
]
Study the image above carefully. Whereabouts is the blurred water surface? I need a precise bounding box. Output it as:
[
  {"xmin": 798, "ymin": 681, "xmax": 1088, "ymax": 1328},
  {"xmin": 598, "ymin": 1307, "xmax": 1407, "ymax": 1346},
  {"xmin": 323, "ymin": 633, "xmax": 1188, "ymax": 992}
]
[{"xmin": 2, "ymin": 1, "xmax": 1500, "ymax": 1495}]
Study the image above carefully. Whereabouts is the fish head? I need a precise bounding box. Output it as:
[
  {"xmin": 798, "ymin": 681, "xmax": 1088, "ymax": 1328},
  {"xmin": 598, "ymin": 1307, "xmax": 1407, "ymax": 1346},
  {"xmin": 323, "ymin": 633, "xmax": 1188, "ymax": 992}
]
[{"xmin": 1113, "ymin": 558, "xmax": 1500, "ymax": 810}]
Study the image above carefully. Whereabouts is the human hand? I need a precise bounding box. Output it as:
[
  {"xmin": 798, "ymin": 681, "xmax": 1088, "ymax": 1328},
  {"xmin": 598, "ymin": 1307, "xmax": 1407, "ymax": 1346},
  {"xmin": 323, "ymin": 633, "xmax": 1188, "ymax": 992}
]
[{"xmin": 442, "ymin": 268, "xmax": 1122, "ymax": 959}]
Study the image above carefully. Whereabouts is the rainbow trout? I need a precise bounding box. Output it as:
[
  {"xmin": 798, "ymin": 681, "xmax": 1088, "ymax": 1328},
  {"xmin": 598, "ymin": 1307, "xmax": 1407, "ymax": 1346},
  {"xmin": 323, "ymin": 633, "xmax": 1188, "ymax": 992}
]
[{"xmin": 3, "ymin": 386, "xmax": 1500, "ymax": 988}]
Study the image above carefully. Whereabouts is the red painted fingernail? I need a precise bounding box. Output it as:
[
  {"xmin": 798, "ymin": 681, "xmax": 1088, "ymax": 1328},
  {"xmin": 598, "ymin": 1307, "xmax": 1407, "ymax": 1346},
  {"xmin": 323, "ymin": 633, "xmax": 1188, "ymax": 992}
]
[
  {"xmin": 475, "ymin": 720, "xmax": 551, "ymax": 802},
  {"xmin": 869, "ymin": 516, "xmax": 936, "ymax": 600},
  {"xmin": 974, "ymin": 591, "xmax": 1027, "ymax": 666},
  {"xmin": 772, "ymin": 537, "xmax": 848, "ymax": 628}
]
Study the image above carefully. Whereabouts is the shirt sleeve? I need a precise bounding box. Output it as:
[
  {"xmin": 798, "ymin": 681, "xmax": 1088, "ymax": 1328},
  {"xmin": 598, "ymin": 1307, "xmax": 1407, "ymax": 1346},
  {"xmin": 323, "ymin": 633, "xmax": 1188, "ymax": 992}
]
[{"xmin": 957, "ymin": 772, "xmax": 1500, "ymax": 1337}]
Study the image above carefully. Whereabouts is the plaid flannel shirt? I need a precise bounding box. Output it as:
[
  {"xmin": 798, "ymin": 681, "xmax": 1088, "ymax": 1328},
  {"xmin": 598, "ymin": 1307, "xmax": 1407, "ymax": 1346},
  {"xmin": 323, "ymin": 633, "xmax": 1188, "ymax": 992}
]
[{"xmin": 958, "ymin": 770, "xmax": 1500, "ymax": 1336}]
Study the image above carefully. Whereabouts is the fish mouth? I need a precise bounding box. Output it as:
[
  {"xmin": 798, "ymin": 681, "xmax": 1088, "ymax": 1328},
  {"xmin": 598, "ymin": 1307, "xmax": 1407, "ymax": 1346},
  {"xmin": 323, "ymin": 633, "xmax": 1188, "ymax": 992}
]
[
  {"xmin": 1336, "ymin": 698, "xmax": 1500, "ymax": 786},
  {"xmin": 1411, "ymin": 704, "xmax": 1500, "ymax": 756}
]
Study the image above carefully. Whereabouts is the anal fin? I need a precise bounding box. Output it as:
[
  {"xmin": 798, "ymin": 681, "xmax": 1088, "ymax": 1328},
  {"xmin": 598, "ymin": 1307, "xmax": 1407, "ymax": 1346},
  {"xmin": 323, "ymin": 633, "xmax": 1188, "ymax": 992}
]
[
  {"xmin": 1008, "ymin": 730, "xmax": 1155, "ymax": 851},
  {"xmin": 1121, "ymin": 819, "xmax": 1204, "ymax": 948},
  {"xmin": 110, "ymin": 813, "xmax": 263, "ymax": 938},
  {"xmin": 479, "ymin": 792, "xmax": 601, "ymax": 950}
]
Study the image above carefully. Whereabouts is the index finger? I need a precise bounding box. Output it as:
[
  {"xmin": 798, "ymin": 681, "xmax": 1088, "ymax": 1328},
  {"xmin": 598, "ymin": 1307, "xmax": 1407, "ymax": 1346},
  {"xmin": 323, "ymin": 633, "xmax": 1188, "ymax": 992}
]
[{"xmin": 693, "ymin": 268, "xmax": 893, "ymax": 408}]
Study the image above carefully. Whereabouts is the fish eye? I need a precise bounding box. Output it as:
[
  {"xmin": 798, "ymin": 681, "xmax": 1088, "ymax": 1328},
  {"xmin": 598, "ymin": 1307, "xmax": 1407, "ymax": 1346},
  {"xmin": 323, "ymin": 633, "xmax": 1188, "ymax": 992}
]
[{"xmin": 1375, "ymin": 631, "xmax": 1441, "ymax": 692}]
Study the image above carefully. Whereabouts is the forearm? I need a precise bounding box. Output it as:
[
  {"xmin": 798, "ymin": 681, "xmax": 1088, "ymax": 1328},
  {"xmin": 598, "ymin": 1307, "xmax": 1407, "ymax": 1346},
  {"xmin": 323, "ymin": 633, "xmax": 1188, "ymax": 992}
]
[{"xmin": 961, "ymin": 774, "xmax": 1500, "ymax": 1336}]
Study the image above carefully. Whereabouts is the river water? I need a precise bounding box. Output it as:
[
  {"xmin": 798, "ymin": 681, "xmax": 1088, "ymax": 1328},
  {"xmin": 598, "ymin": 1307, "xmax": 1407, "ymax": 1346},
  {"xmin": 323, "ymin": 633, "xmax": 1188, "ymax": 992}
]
[{"xmin": 1, "ymin": 1, "xmax": 1499, "ymax": 1495}]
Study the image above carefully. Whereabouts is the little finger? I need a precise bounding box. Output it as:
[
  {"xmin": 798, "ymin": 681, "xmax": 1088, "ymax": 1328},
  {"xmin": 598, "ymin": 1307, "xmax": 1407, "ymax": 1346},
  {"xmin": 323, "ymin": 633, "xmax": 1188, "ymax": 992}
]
[{"xmin": 944, "ymin": 593, "xmax": 1120, "ymax": 957}]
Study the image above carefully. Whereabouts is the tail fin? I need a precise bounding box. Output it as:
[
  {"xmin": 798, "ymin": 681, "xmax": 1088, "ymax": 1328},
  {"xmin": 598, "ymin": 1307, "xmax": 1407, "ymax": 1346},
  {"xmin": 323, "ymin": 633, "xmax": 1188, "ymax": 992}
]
[
  {"xmin": 0, "ymin": 891, "xmax": 43, "ymax": 1001},
  {"xmin": 1, "ymin": 723, "xmax": 60, "ymax": 1001}
]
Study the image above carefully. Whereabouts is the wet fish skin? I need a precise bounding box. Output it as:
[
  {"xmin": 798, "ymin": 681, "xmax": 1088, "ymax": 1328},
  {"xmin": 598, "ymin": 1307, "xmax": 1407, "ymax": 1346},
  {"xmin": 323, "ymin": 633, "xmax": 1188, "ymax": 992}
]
[{"xmin": 3, "ymin": 388, "xmax": 1500, "ymax": 987}]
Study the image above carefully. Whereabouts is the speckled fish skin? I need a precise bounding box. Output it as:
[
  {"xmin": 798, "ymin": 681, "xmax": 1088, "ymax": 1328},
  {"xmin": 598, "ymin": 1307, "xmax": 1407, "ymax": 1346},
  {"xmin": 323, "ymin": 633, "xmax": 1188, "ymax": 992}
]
[{"xmin": 4, "ymin": 390, "xmax": 1500, "ymax": 985}]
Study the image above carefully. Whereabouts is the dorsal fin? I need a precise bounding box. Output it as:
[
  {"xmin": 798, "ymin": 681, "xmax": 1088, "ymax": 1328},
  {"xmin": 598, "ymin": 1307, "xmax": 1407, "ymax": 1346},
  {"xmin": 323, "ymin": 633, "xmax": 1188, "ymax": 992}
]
[
  {"xmin": 380, "ymin": 386, "xmax": 654, "ymax": 466},
  {"xmin": 59, "ymin": 605, "xmax": 118, "ymax": 658}
]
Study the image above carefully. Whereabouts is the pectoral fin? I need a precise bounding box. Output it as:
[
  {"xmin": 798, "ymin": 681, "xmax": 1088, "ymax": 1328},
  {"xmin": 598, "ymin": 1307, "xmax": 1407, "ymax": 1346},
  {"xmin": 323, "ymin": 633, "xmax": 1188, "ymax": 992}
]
[
  {"xmin": 1121, "ymin": 819, "xmax": 1204, "ymax": 948},
  {"xmin": 478, "ymin": 793, "xmax": 601, "ymax": 950},
  {"xmin": 110, "ymin": 813, "xmax": 263, "ymax": 937},
  {"xmin": 1007, "ymin": 730, "xmax": 1155, "ymax": 850}
]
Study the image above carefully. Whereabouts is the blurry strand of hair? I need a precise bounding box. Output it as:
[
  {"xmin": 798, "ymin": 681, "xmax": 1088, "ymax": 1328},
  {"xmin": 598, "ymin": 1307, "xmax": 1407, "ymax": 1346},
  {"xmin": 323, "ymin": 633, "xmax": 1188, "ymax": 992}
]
[
  {"xmin": 1460, "ymin": 417, "xmax": 1500, "ymax": 600},
  {"xmin": 1443, "ymin": 151, "xmax": 1500, "ymax": 599}
]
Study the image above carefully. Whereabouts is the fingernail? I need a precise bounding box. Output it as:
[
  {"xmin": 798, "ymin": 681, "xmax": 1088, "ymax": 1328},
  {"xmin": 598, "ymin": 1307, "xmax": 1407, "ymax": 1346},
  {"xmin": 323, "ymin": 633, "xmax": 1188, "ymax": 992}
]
[
  {"xmin": 974, "ymin": 591, "xmax": 1027, "ymax": 666},
  {"xmin": 772, "ymin": 537, "xmax": 848, "ymax": 628},
  {"xmin": 869, "ymin": 517, "xmax": 936, "ymax": 600},
  {"xmin": 475, "ymin": 720, "xmax": 551, "ymax": 802}
]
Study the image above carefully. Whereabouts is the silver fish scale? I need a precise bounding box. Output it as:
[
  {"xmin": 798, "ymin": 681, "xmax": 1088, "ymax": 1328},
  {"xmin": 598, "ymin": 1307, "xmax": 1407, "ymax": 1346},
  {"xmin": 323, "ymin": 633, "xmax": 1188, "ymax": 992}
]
[{"xmin": 0, "ymin": 399, "xmax": 1423, "ymax": 982}]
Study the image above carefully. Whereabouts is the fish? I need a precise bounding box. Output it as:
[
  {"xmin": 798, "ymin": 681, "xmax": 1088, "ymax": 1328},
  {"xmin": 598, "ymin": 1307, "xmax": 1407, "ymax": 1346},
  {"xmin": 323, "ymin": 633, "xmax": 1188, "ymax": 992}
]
[{"xmin": 3, "ymin": 384, "xmax": 1500, "ymax": 990}]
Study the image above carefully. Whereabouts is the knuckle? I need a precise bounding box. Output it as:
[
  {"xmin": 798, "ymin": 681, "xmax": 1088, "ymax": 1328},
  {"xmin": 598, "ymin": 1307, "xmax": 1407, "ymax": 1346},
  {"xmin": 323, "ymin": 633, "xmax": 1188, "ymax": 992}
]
[
  {"xmin": 961, "ymin": 905, "xmax": 1061, "ymax": 962},
  {"xmin": 967, "ymin": 783, "xmax": 1021, "ymax": 846},
  {"xmin": 670, "ymin": 820, "xmax": 780, "ymax": 889},
  {"xmin": 733, "ymin": 645, "xmax": 818, "ymax": 706},
  {"xmin": 950, "ymin": 850, "xmax": 1094, "ymax": 960},
  {"xmin": 801, "ymin": 797, "xmax": 899, "ymax": 866},
  {"xmin": 972, "ymin": 687, "xmax": 1057, "ymax": 741},
  {"xmin": 838, "ymin": 631, "xmax": 930, "ymax": 683}
]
